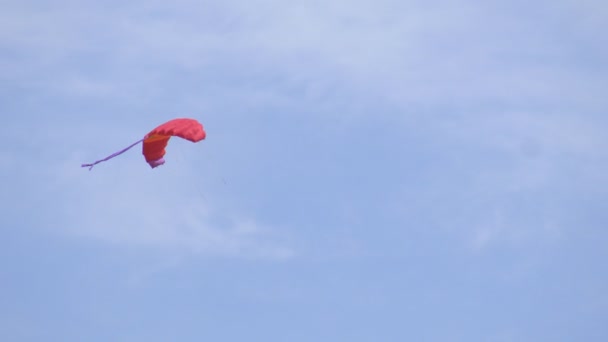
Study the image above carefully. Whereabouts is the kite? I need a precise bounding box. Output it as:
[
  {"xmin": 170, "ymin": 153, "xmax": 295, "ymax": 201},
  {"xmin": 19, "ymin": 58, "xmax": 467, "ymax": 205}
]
[{"xmin": 81, "ymin": 118, "xmax": 206, "ymax": 170}]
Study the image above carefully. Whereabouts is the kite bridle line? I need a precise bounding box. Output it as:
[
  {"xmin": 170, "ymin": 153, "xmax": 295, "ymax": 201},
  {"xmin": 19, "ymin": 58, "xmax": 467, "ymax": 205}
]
[{"xmin": 81, "ymin": 138, "xmax": 144, "ymax": 170}]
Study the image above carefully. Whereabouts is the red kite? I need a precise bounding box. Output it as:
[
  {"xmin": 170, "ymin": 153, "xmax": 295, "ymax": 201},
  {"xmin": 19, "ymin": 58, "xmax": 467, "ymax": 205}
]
[{"xmin": 82, "ymin": 118, "xmax": 206, "ymax": 170}]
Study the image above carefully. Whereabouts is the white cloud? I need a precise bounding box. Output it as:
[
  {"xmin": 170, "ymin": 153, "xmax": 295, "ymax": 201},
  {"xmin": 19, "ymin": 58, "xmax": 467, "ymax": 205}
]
[
  {"xmin": 4, "ymin": 0, "xmax": 605, "ymax": 108},
  {"xmin": 42, "ymin": 152, "xmax": 294, "ymax": 259}
]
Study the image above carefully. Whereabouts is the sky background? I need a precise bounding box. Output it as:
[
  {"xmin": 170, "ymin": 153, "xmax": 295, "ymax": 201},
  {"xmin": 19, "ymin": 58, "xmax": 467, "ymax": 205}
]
[{"xmin": 1, "ymin": 0, "xmax": 607, "ymax": 340}]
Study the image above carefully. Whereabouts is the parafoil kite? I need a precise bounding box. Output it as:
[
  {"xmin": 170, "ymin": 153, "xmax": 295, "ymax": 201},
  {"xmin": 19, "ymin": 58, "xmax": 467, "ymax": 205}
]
[{"xmin": 82, "ymin": 118, "xmax": 206, "ymax": 170}]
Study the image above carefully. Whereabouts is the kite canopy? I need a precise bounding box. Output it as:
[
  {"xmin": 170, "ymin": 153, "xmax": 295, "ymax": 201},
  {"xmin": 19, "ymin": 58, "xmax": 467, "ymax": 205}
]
[
  {"xmin": 143, "ymin": 118, "xmax": 206, "ymax": 168},
  {"xmin": 81, "ymin": 118, "xmax": 206, "ymax": 170}
]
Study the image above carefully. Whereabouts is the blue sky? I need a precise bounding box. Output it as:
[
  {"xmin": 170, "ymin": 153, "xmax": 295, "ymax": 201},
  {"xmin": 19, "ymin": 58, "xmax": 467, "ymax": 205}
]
[{"xmin": 1, "ymin": 0, "xmax": 607, "ymax": 340}]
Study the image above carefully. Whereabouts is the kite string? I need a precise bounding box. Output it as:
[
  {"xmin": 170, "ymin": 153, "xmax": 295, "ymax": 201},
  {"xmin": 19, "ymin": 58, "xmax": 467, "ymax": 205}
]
[{"xmin": 81, "ymin": 138, "xmax": 144, "ymax": 170}]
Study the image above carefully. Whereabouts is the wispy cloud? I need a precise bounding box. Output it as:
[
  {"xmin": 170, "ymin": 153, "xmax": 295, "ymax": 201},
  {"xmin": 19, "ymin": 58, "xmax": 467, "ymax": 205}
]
[
  {"xmin": 3, "ymin": 0, "xmax": 606, "ymax": 111},
  {"xmin": 30, "ymin": 150, "xmax": 294, "ymax": 259}
]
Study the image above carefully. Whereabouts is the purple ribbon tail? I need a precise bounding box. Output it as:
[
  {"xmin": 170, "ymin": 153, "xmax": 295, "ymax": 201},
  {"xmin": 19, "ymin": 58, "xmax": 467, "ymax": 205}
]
[{"xmin": 81, "ymin": 139, "xmax": 144, "ymax": 170}]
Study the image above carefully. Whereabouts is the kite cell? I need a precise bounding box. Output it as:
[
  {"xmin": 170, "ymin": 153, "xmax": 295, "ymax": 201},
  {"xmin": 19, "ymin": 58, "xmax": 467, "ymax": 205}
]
[{"xmin": 81, "ymin": 118, "xmax": 206, "ymax": 170}]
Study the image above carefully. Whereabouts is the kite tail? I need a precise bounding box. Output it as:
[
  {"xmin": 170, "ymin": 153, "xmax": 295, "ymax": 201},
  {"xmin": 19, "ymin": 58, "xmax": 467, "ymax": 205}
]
[{"xmin": 81, "ymin": 139, "xmax": 144, "ymax": 170}]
